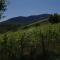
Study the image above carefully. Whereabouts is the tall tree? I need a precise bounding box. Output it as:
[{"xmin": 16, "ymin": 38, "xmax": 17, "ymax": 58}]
[{"xmin": 0, "ymin": 0, "xmax": 7, "ymax": 19}]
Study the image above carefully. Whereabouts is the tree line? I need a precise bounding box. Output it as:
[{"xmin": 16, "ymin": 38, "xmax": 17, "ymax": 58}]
[{"xmin": 48, "ymin": 13, "xmax": 60, "ymax": 23}]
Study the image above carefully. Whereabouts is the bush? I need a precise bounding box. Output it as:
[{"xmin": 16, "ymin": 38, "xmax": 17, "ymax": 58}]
[{"xmin": 48, "ymin": 13, "xmax": 60, "ymax": 23}]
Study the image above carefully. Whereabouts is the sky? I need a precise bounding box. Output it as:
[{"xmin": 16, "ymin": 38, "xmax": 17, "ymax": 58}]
[{"xmin": 2, "ymin": 0, "xmax": 60, "ymax": 21}]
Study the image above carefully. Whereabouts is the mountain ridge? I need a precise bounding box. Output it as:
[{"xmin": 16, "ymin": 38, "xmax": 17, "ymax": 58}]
[{"xmin": 0, "ymin": 14, "xmax": 50, "ymax": 25}]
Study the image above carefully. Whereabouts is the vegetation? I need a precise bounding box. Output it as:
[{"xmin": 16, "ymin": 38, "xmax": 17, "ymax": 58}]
[
  {"xmin": 48, "ymin": 13, "xmax": 60, "ymax": 23},
  {"xmin": 0, "ymin": 13, "xmax": 60, "ymax": 33},
  {"xmin": 0, "ymin": 1, "xmax": 60, "ymax": 60},
  {"xmin": 0, "ymin": 0, "xmax": 7, "ymax": 19},
  {"xmin": 0, "ymin": 24, "xmax": 21, "ymax": 33},
  {"xmin": 0, "ymin": 22, "xmax": 60, "ymax": 60}
]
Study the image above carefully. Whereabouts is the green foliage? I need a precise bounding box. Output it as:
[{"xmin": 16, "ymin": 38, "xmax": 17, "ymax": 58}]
[
  {"xmin": 0, "ymin": 24, "xmax": 21, "ymax": 33},
  {"xmin": 0, "ymin": 23, "xmax": 60, "ymax": 60},
  {"xmin": 0, "ymin": 0, "xmax": 7, "ymax": 19},
  {"xmin": 48, "ymin": 13, "xmax": 60, "ymax": 23}
]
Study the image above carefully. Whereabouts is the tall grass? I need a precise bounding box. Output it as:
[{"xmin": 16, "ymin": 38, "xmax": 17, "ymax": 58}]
[{"xmin": 0, "ymin": 23, "xmax": 60, "ymax": 60}]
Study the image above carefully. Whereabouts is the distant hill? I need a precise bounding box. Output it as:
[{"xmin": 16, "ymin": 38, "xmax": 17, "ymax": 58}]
[
  {"xmin": 0, "ymin": 14, "xmax": 50, "ymax": 33},
  {"xmin": 0, "ymin": 14, "xmax": 49, "ymax": 25}
]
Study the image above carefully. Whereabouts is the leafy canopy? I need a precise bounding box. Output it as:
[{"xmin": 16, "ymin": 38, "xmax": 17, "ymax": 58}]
[{"xmin": 0, "ymin": 0, "xmax": 7, "ymax": 19}]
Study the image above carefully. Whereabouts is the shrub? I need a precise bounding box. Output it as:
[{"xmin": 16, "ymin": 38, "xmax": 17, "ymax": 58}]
[{"xmin": 48, "ymin": 13, "xmax": 60, "ymax": 23}]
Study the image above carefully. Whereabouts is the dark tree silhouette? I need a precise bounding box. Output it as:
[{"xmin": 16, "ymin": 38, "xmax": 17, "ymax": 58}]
[
  {"xmin": 48, "ymin": 13, "xmax": 60, "ymax": 23},
  {"xmin": 48, "ymin": 14, "xmax": 54, "ymax": 23},
  {"xmin": 0, "ymin": 0, "xmax": 7, "ymax": 19},
  {"xmin": 53, "ymin": 13, "xmax": 59, "ymax": 23}
]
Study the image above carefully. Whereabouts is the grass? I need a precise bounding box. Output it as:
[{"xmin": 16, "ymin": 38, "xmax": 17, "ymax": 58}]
[{"xmin": 0, "ymin": 22, "xmax": 60, "ymax": 60}]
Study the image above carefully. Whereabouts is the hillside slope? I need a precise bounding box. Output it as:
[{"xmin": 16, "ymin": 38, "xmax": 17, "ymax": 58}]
[
  {"xmin": 0, "ymin": 21, "xmax": 60, "ymax": 60},
  {"xmin": 0, "ymin": 14, "xmax": 49, "ymax": 25},
  {"xmin": 0, "ymin": 14, "xmax": 49, "ymax": 33}
]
